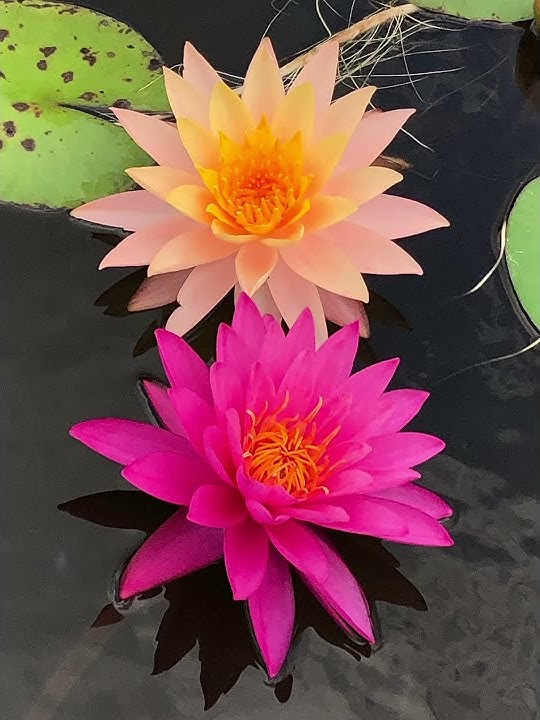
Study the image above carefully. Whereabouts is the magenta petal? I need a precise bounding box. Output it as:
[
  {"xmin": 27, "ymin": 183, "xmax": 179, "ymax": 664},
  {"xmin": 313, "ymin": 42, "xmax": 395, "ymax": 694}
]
[
  {"xmin": 202, "ymin": 424, "xmax": 235, "ymax": 485},
  {"xmin": 326, "ymin": 496, "xmax": 408, "ymax": 537},
  {"xmin": 285, "ymin": 307, "xmax": 316, "ymax": 356},
  {"xmin": 188, "ymin": 484, "xmax": 247, "ymax": 527},
  {"xmin": 231, "ymin": 293, "xmax": 267, "ymax": 348},
  {"xmin": 267, "ymin": 521, "xmax": 329, "ymax": 582},
  {"xmin": 119, "ymin": 509, "xmax": 223, "ymax": 599},
  {"xmin": 121, "ymin": 451, "xmax": 218, "ymax": 505},
  {"xmin": 372, "ymin": 484, "xmax": 453, "ymax": 519},
  {"xmin": 248, "ymin": 546, "xmax": 295, "ymax": 679},
  {"xmin": 285, "ymin": 502, "xmax": 349, "ymax": 524},
  {"xmin": 247, "ymin": 499, "xmax": 289, "ymax": 525},
  {"xmin": 373, "ymin": 500, "xmax": 454, "ymax": 546},
  {"xmin": 169, "ymin": 387, "xmax": 216, "ymax": 456},
  {"xmin": 237, "ymin": 467, "xmax": 295, "ymax": 507},
  {"xmin": 216, "ymin": 323, "xmax": 257, "ymax": 386},
  {"xmin": 70, "ymin": 419, "xmax": 193, "ymax": 465},
  {"xmin": 363, "ymin": 468, "xmax": 421, "ymax": 492},
  {"xmin": 325, "ymin": 468, "xmax": 374, "ymax": 496},
  {"xmin": 277, "ymin": 350, "xmax": 315, "ymax": 417},
  {"xmin": 156, "ymin": 329, "xmax": 211, "ymax": 403},
  {"xmin": 314, "ymin": 322, "xmax": 359, "ymax": 395},
  {"xmin": 343, "ymin": 358, "xmax": 400, "ymax": 405},
  {"xmin": 301, "ymin": 534, "xmax": 374, "ymax": 643},
  {"xmin": 224, "ymin": 517, "xmax": 269, "ymax": 599},
  {"xmin": 359, "ymin": 389, "xmax": 430, "ymax": 439},
  {"xmin": 225, "ymin": 407, "xmax": 243, "ymax": 466},
  {"xmin": 359, "ymin": 432, "xmax": 445, "ymax": 471},
  {"xmin": 210, "ymin": 362, "xmax": 244, "ymax": 420},
  {"xmin": 141, "ymin": 380, "xmax": 185, "ymax": 436}
]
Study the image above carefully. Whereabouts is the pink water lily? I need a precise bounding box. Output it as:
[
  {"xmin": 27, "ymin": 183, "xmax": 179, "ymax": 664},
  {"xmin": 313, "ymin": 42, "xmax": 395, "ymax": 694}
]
[
  {"xmin": 71, "ymin": 294, "xmax": 452, "ymax": 678},
  {"xmin": 72, "ymin": 39, "xmax": 448, "ymax": 343}
]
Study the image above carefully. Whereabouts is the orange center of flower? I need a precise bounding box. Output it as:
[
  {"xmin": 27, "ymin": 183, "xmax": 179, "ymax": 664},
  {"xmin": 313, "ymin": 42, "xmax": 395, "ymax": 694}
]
[
  {"xmin": 202, "ymin": 119, "xmax": 313, "ymax": 236},
  {"xmin": 242, "ymin": 393, "xmax": 341, "ymax": 498}
]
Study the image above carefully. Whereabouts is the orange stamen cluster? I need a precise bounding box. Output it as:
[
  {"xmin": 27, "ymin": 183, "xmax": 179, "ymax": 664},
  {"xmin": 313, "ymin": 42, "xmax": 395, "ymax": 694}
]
[
  {"xmin": 242, "ymin": 392, "xmax": 341, "ymax": 497},
  {"xmin": 202, "ymin": 119, "xmax": 312, "ymax": 236}
]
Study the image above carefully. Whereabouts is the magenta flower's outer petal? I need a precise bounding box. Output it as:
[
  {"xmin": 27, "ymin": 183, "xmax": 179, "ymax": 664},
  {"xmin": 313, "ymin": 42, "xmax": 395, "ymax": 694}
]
[
  {"xmin": 362, "ymin": 468, "xmax": 421, "ymax": 492},
  {"xmin": 216, "ymin": 323, "xmax": 256, "ymax": 385},
  {"xmin": 267, "ymin": 520, "xmax": 329, "ymax": 583},
  {"xmin": 232, "ymin": 292, "xmax": 267, "ymax": 348},
  {"xmin": 71, "ymin": 190, "xmax": 177, "ymax": 231},
  {"xmin": 141, "ymin": 379, "xmax": 186, "ymax": 436},
  {"xmin": 285, "ymin": 502, "xmax": 349, "ymax": 524},
  {"xmin": 371, "ymin": 501, "xmax": 454, "ymax": 546},
  {"xmin": 248, "ymin": 545, "xmax": 295, "ymax": 679},
  {"xmin": 224, "ymin": 516, "xmax": 269, "ymax": 599},
  {"xmin": 119, "ymin": 509, "xmax": 223, "ymax": 600},
  {"xmin": 244, "ymin": 362, "xmax": 277, "ymax": 423},
  {"xmin": 349, "ymin": 194, "xmax": 449, "ymax": 240},
  {"xmin": 358, "ymin": 389, "xmax": 430, "ymax": 440},
  {"xmin": 237, "ymin": 467, "xmax": 296, "ymax": 507},
  {"xmin": 70, "ymin": 419, "xmax": 194, "ymax": 466},
  {"xmin": 202, "ymin": 425, "xmax": 235, "ymax": 485},
  {"xmin": 155, "ymin": 329, "xmax": 212, "ymax": 402},
  {"xmin": 277, "ymin": 350, "xmax": 315, "ymax": 418},
  {"xmin": 285, "ymin": 307, "xmax": 316, "ymax": 356},
  {"xmin": 121, "ymin": 451, "xmax": 218, "ymax": 505},
  {"xmin": 359, "ymin": 432, "xmax": 445, "ymax": 472},
  {"xmin": 169, "ymin": 387, "xmax": 216, "ymax": 456},
  {"xmin": 225, "ymin": 407, "xmax": 244, "ymax": 466},
  {"xmin": 210, "ymin": 362, "xmax": 244, "ymax": 420},
  {"xmin": 314, "ymin": 322, "xmax": 359, "ymax": 395},
  {"xmin": 188, "ymin": 484, "xmax": 247, "ymax": 527},
  {"xmin": 325, "ymin": 496, "xmax": 408, "ymax": 537},
  {"xmin": 371, "ymin": 484, "xmax": 453, "ymax": 520},
  {"xmin": 301, "ymin": 534, "xmax": 375, "ymax": 643},
  {"xmin": 324, "ymin": 468, "xmax": 374, "ymax": 496},
  {"xmin": 247, "ymin": 499, "xmax": 289, "ymax": 525}
]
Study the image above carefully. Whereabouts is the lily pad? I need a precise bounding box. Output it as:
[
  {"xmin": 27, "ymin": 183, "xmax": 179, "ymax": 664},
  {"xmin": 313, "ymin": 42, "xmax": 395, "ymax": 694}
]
[
  {"xmin": 0, "ymin": 0, "xmax": 170, "ymax": 208},
  {"xmin": 505, "ymin": 177, "xmax": 540, "ymax": 330},
  {"xmin": 415, "ymin": 1, "xmax": 533, "ymax": 22}
]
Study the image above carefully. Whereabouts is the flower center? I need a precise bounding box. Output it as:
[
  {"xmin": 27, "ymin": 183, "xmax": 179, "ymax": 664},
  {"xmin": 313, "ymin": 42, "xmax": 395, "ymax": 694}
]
[
  {"xmin": 242, "ymin": 393, "xmax": 341, "ymax": 497},
  {"xmin": 202, "ymin": 118, "xmax": 313, "ymax": 236}
]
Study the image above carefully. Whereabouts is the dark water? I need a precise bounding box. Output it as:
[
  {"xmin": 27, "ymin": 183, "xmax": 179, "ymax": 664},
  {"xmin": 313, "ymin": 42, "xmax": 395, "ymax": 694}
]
[{"xmin": 1, "ymin": 1, "xmax": 539, "ymax": 718}]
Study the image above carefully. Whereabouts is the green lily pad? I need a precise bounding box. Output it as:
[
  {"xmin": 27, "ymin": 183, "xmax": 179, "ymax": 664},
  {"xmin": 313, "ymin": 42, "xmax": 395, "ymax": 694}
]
[
  {"xmin": 0, "ymin": 0, "xmax": 170, "ymax": 208},
  {"xmin": 415, "ymin": 0, "xmax": 533, "ymax": 22},
  {"xmin": 505, "ymin": 177, "xmax": 540, "ymax": 329}
]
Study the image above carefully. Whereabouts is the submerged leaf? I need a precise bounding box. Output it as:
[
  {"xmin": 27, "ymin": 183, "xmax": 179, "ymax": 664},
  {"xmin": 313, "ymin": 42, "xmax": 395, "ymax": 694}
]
[
  {"xmin": 0, "ymin": 0, "xmax": 169, "ymax": 208},
  {"xmin": 415, "ymin": 0, "xmax": 533, "ymax": 22}
]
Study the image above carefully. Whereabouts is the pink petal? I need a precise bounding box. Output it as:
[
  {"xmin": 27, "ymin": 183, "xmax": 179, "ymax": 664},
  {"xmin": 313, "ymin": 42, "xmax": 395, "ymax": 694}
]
[
  {"xmin": 169, "ymin": 387, "xmax": 216, "ymax": 456},
  {"xmin": 277, "ymin": 350, "xmax": 315, "ymax": 418},
  {"xmin": 359, "ymin": 432, "xmax": 445, "ymax": 471},
  {"xmin": 70, "ymin": 419, "xmax": 193, "ymax": 466},
  {"xmin": 361, "ymin": 468, "xmax": 421, "ymax": 492},
  {"xmin": 216, "ymin": 323, "xmax": 257, "ymax": 386},
  {"xmin": 285, "ymin": 307, "xmax": 316, "ymax": 355},
  {"xmin": 119, "ymin": 509, "xmax": 223, "ymax": 599},
  {"xmin": 242, "ymin": 37, "xmax": 285, "ymax": 123},
  {"xmin": 231, "ymin": 292, "xmax": 267, "ymax": 347},
  {"xmin": 128, "ymin": 270, "xmax": 190, "ymax": 312},
  {"xmin": 224, "ymin": 517, "xmax": 269, "ymax": 599},
  {"xmin": 182, "ymin": 41, "xmax": 221, "ymax": 101},
  {"xmin": 350, "ymin": 194, "xmax": 449, "ymax": 240},
  {"xmin": 203, "ymin": 424, "xmax": 235, "ymax": 485},
  {"xmin": 121, "ymin": 450, "xmax": 217, "ymax": 505},
  {"xmin": 301, "ymin": 534, "xmax": 374, "ymax": 642},
  {"xmin": 319, "ymin": 288, "xmax": 370, "ymax": 338},
  {"xmin": 225, "ymin": 407, "xmax": 244, "ymax": 466},
  {"xmin": 71, "ymin": 190, "xmax": 177, "ymax": 231},
  {"xmin": 325, "ymin": 468, "xmax": 374, "ymax": 496},
  {"xmin": 337, "ymin": 109, "xmax": 415, "ymax": 173},
  {"xmin": 210, "ymin": 362, "xmax": 244, "ymax": 419},
  {"xmin": 156, "ymin": 329, "xmax": 211, "ymax": 402},
  {"xmin": 166, "ymin": 256, "xmax": 237, "ymax": 337},
  {"xmin": 334, "ymin": 222, "xmax": 423, "ymax": 275},
  {"xmin": 326, "ymin": 496, "xmax": 408, "ymax": 537},
  {"xmin": 237, "ymin": 466, "xmax": 295, "ymax": 508},
  {"xmin": 188, "ymin": 484, "xmax": 247, "ymax": 527},
  {"xmin": 358, "ymin": 389, "xmax": 430, "ymax": 439},
  {"xmin": 112, "ymin": 109, "xmax": 192, "ymax": 169},
  {"xmin": 141, "ymin": 379, "xmax": 185, "ymax": 436},
  {"xmin": 367, "ymin": 500, "xmax": 454, "ymax": 546},
  {"xmin": 244, "ymin": 283, "xmax": 282, "ymax": 322},
  {"xmin": 371, "ymin": 484, "xmax": 453, "ymax": 519},
  {"xmin": 248, "ymin": 546, "xmax": 295, "ymax": 679},
  {"xmin": 285, "ymin": 502, "xmax": 349, "ymax": 524},
  {"xmin": 314, "ymin": 322, "xmax": 359, "ymax": 395},
  {"xmin": 267, "ymin": 521, "xmax": 329, "ymax": 582},
  {"xmin": 99, "ymin": 218, "xmax": 191, "ymax": 269},
  {"xmin": 289, "ymin": 41, "xmax": 338, "ymax": 115},
  {"xmin": 244, "ymin": 361, "xmax": 276, "ymax": 420},
  {"xmin": 341, "ymin": 358, "xmax": 400, "ymax": 408}
]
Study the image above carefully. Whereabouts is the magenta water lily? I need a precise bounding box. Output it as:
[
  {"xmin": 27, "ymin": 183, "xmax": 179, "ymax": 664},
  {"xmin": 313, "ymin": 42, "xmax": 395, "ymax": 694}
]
[{"xmin": 70, "ymin": 293, "xmax": 452, "ymax": 678}]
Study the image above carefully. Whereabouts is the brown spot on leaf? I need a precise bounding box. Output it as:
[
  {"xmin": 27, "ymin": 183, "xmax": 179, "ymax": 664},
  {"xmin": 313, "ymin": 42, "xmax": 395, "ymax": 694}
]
[
  {"xmin": 80, "ymin": 47, "xmax": 90, "ymax": 54},
  {"xmin": 123, "ymin": 77, "xmax": 132, "ymax": 82},
  {"xmin": 80, "ymin": 47, "xmax": 98, "ymax": 66},
  {"xmin": 0, "ymin": 29, "xmax": 9, "ymax": 42},
  {"xmin": 36, "ymin": 59, "xmax": 47, "ymax": 71},
  {"xmin": 107, "ymin": 51, "xmax": 115, "ymax": 58},
  {"xmin": 3, "ymin": 120, "xmax": 16, "ymax": 137},
  {"xmin": 79, "ymin": 91, "xmax": 97, "ymax": 101},
  {"xmin": 0, "ymin": 140, "xmax": 3, "ymax": 150},
  {"xmin": 40, "ymin": 46, "xmax": 57, "ymax": 57},
  {"xmin": 61, "ymin": 70, "xmax": 74, "ymax": 83},
  {"xmin": 99, "ymin": 19, "xmax": 109, "ymax": 26},
  {"xmin": 112, "ymin": 98, "xmax": 132, "ymax": 109},
  {"xmin": 21, "ymin": 138, "xmax": 36, "ymax": 151},
  {"xmin": 127, "ymin": 44, "xmax": 134, "ymax": 49},
  {"xmin": 148, "ymin": 58, "xmax": 162, "ymax": 71},
  {"xmin": 12, "ymin": 102, "xmax": 29, "ymax": 111},
  {"xmin": 8, "ymin": 44, "xmax": 15, "ymax": 51},
  {"xmin": 59, "ymin": 6, "xmax": 78, "ymax": 14},
  {"xmin": 0, "ymin": 71, "xmax": 6, "ymax": 80}
]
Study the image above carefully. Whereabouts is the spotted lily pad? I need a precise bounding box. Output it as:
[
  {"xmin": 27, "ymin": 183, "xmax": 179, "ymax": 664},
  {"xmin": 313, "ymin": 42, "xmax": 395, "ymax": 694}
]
[
  {"xmin": 505, "ymin": 177, "xmax": 540, "ymax": 330},
  {"xmin": 0, "ymin": 0, "xmax": 170, "ymax": 208},
  {"xmin": 415, "ymin": 0, "xmax": 533, "ymax": 22}
]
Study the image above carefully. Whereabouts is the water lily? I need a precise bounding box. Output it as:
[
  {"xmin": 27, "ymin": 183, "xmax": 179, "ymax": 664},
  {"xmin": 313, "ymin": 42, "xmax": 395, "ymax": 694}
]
[
  {"xmin": 71, "ymin": 294, "xmax": 453, "ymax": 678},
  {"xmin": 72, "ymin": 39, "xmax": 448, "ymax": 343}
]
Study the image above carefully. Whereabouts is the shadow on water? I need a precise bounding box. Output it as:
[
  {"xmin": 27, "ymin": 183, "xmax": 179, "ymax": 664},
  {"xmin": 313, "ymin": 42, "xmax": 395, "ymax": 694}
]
[{"xmin": 58, "ymin": 490, "xmax": 426, "ymax": 709}]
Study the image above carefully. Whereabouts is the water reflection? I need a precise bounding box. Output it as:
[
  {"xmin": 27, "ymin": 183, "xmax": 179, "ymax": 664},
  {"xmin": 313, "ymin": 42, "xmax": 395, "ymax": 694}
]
[{"xmin": 59, "ymin": 490, "xmax": 426, "ymax": 709}]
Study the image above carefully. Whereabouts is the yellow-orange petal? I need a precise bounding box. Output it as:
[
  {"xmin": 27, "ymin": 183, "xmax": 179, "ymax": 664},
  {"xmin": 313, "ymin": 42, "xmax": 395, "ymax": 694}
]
[
  {"xmin": 272, "ymin": 82, "xmax": 315, "ymax": 143},
  {"xmin": 303, "ymin": 195, "xmax": 358, "ymax": 232},
  {"xmin": 317, "ymin": 86, "xmax": 376, "ymax": 141},
  {"xmin": 182, "ymin": 41, "xmax": 221, "ymax": 101},
  {"xmin": 209, "ymin": 81, "xmax": 254, "ymax": 143},
  {"xmin": 260, "ymin": 223, "xmax": 304, "ymax": 247},
  {"xmin": 163, "ymin": 67, "xmax": 208, "ymax": 127},
  {"xmin": 206, "ymin": 203, "xmax": 240, "ymax": 229},
  {"xmin": 235, "ymin": 243, "xmax": 278, "ymax": 295},
  {"xmin": 125, "ymin": 167, "xmax": 199, "ymax": 201},
  {"xmin": 148, "ymin": 226, "xmax": 235, "ymax": 275},
  {"xmin": 177, "ymin": 117, "xmax": 219, "ymax": 169},
  {"xmin": 304, "ymin": 134, "xmax": 349, "ymax": 194},
  {"xmin": 166, "ymin": 184, "xmax": 213, "ymax": 223},
  {"xmin": 242, "ymin": 38, "xmax": 285, "ymax": 123},
  {"xmin": 324, "ymin": 167, "xmax": 403, "ymax": 208},
  {"xmin": 289, "ymin": 41, "xmax": 338, "ymax": 115},
  {"xmin": 211, "ymin": 219, "xmax": 258, "ymax": 244},
  {"xmin": 280, "ymin": 233, "xmax": 369, "ymax": 301}
]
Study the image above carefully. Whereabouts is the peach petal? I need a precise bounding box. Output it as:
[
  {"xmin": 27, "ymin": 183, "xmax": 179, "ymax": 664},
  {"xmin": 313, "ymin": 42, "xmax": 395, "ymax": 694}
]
[
  {"xmin": 177, "ymin": 117, "xmax": 219, "ymax": 168},
  {"xmin": 280, "ymin": 233, "xmax": 368, "ymax": 301},
  {"xmin": 99, "ymin": 217, "xmax": 193, "ymax": 269},
  {"xmin": 260, "ymin": 222, "xmax": 304, "ymax": 247},
  {"xmin": 324, "ymin": 166, "xmax": 403, "ymax": 207},
  {"xmin": 237, "ymin": 283, "xmax": 282, "ymax": 322},
  {"xmin": 211, "ymin": 220, "xmax": 258, "ymax": 244},
  {"xmin": 242, "ymin": 39, "xmax": 285, "ymax": 123},
  {"xmin": 272, "ymin": 82, "xmax": 314, "ymax": 143},
  {"xmin": 318, "ymin": 288, "xmax": 370, "ymax": 338},
  {"xmin": 182, "ymin": 41, "xmax": 221, "ymax": 101},
  {"xmin": 148, "ymin": 226, "xmax": 236, "ymax": 275},
  {"xmin": 349, "ymin": 194, "xmax": 450, "ymax": 239},
  {"xmin": 166, "ymin": 184, "xmax": 214, "ymax": 223},
  {"xmin": 209, "ymin": 81, "xmax": 254, "ymax": 143},
  {"xmin": 166, "ymin": 256, "xmax": 237, "ymax": 336},
  {"xmin": 267, "ymin": 259, "xmax": 327, "ymax": 344},
  {"xmin": 303, "ymin": 194, "xmax": 357, "ymax": 232},
  {"xmin": 333, "ymin": 222, "xmax": 423, "ymax": 275},
  {"xmin": 125, "ymin": 166, "xmax": 200, "ymax": 201},
  {"xmin": 163, "ymin": 67, "xmax": 208, "ymax": 127},
  {"xmin": 71, "ymin": 190, "xmax": 177, "ymax": 231},
  {"xmin": 235, "ymin": 243, "xmax": 278, "ymax": 295},
  {"xmin": 316, "ymin": 86, "xmax": 376, "ymax": 140},
  {"xmin": 305, "ymin": 134, "xmax": 349, "ymax": 194},
  {"xmin": 289, "ymin": 40, "xmax": 338, "ymax": 115},
  {"xmin": 128, "ymin": 270, "xmax": 191, "ymax": 311}
]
